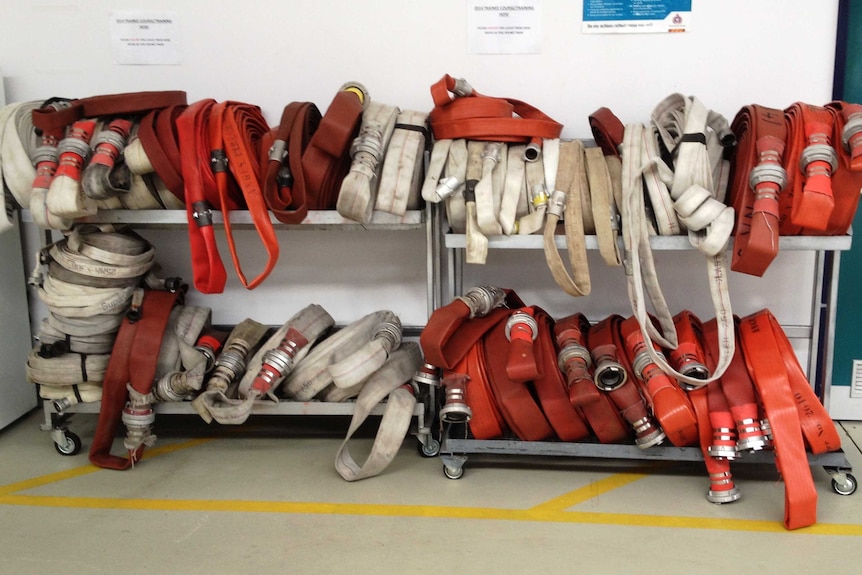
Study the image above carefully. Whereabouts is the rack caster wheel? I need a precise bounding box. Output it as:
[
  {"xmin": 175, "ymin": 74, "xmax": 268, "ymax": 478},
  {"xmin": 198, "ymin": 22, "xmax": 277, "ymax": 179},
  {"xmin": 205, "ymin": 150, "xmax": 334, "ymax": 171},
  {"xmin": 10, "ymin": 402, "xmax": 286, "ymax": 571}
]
[
  {"xmin": 443, "ymin": 464, "xmax": 464, "ymax": 480},
  {"xmin": 831, "ymin": 473, "xmax": 857, "ymax": 496},
  {"xmin": 418, "ymin": 438, "xmax": 441, "ymax": 458},
  {"xmin": 54, "ymin": 431, "xmax": 82, "ymax": 456}
]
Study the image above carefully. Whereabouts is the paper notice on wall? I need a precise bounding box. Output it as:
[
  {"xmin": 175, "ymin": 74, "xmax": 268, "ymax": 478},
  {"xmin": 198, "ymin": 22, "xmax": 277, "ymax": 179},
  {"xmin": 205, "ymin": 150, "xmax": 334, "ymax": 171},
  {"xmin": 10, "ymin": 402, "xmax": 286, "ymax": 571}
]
[
  {"xmin": 468, "ymin": 1, "xmax": 542, "ymax": 54},
  {"xmin": 109, "ymin": 11, "xmax": 181, "ymax": 65},
  {"xmin": 582, "ymin": 0, "xmax": 691, "ymax": 34}
]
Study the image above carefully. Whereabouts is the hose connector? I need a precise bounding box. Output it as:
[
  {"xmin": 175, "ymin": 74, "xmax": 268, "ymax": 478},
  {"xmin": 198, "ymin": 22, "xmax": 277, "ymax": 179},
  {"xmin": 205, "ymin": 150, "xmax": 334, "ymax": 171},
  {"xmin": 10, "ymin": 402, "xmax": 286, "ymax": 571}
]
[
  {"xmin": 456, "ymin": 286, "xmax": 506, "ymax": 318},
  {"xmin": 413, "ymin": 363, "xmax": 441, "ymax": 387},
  {"xmin": 440, "ymin": 373, "xmax": 472, "ymax": 424},
  {"xmin": 735, "ymin": 417, "xmax": 769, "ymax": 452},
  {"xmin": 251, "ymin": 327, "xmax": 309, "ymax": 395},
  {"xmin": 206, "ymin": 338, "xmax": 251, "ymax": 392},
  {"xmin": 435, "ymin": 175, "xmax": 462, "ymax": 200},
  {"xmin": 523, "ymin": 137, "xmax": 542, "ymax": 162},
  {"xmin": 706, "ymin": 471, "xmax": 742, "ymax": 504},
  {"xmin": 592, "ymin": 345, "xmax": 628, "ymax": 392}
]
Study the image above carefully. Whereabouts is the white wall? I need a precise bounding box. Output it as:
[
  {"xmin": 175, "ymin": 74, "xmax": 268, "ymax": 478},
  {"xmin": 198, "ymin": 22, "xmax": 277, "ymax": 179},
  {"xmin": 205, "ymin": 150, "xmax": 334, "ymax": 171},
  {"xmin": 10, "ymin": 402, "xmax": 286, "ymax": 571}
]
[
  {"xmin": 1, "ymin": 1, "xmax": 839, "ymax": 134},
  {"xmin": 0, "ymin": 1, "xmax": 841, "ymax": 358}
]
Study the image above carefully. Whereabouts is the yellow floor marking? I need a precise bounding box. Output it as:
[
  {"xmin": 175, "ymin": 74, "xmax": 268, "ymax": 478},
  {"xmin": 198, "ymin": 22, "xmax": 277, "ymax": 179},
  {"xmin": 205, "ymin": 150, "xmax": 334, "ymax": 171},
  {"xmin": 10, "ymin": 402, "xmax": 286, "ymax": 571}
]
[
  {"xmin": 0, "ymin": 466, "xmax": 100, "ymax": 497},
  {"xmin": 529, "ymin": 472, "xmax": 648, "ymax": 516},
  {"xmin": 146, "ymin": 437, "xmax": 214, "ymax": 452},
  {"xmin": 3, "ymin": 437, "xmax": 861, "ymax": 536},
  {"xmin": 2, "ymin": 493, "xmax": 861, "ymax": 535},
  {"xmin": 0, "ymin": 438, "xmax": 212, "ymax": 496}
]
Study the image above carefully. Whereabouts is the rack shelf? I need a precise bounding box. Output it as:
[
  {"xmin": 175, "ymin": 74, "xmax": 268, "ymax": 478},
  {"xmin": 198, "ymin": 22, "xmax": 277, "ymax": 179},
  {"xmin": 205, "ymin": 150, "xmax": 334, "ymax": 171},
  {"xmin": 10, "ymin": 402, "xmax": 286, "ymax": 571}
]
[
  {"xmin": 22, "ymin": 205, "xmax": 439, "ymax": 461},
  {"xmin": 22, "ymin": 209, "xmax": 424, "ymax": 230},
  {"xmin": 435, "ymin": 203, "xmax": 855, "ymax": 496},
  {"xmin": 443, "ymin": 230, "xmax": 853, "ymax": 251},
  {"xmin": 438, "ymin": 434, "xmax": 856, "ymax": 494},
  {"xmin": 43, "ymin": 395, "xmax": 437, "ymax": 458}
]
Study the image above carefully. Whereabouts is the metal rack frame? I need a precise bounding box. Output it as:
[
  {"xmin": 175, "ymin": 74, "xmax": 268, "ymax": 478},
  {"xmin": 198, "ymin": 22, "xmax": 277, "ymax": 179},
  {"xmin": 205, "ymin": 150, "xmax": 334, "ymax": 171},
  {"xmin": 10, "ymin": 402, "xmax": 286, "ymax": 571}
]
[
  {"xmin": 438, "ymin": 427, "xmax": 855, "ymax": 495},
  {"xmin": 23, "ymin": 208, "xmax": 441, "ymax": 459},
  {"xmin": 42, "ymin": 392, "xmax": 438, "ymax": 458},
  {"xmin": 432, "ymin": 202, "xmax": 856, "ymax": 495}
]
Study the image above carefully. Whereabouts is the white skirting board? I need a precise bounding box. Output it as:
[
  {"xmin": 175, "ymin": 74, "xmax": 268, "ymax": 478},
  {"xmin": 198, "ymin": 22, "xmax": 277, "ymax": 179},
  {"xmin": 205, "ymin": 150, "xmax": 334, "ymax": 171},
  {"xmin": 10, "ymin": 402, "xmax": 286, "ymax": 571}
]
[{"xmin": 828, "ymin": 386, "xmax": 862, "ymax": 421}]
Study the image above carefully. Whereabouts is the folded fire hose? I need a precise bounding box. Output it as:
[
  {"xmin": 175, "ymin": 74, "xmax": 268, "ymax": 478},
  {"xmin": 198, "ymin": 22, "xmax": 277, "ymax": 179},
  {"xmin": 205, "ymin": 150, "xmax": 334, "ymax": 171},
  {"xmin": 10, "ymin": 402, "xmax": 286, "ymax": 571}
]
[
  {"xmin": 25, "ymin": 225, "xmax": 161, "ymax": 409},
  {"xmin": 85, "ymin": 302, "xmax": 424, "ymax": 481},
  {"xmin": 422, "ymin": 285, "xmax": 842, "ymax": 530}
]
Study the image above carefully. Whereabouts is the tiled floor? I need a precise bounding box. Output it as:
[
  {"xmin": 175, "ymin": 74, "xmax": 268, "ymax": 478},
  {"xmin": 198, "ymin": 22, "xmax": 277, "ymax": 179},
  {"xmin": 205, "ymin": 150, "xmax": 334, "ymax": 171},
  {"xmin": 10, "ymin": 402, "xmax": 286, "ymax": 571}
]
[{"xmin": 1, "ymin": 409, "xmax": 861, "ymax": 575}]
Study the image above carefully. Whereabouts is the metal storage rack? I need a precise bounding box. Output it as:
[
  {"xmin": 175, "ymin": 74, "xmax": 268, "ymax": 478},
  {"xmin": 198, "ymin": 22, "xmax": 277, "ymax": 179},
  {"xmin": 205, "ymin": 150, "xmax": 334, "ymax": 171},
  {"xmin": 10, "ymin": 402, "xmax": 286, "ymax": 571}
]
[
  {"xmin": 433, "ymin": 202, "xmax": 857, "ymax": 496},
  {"xmin": 22, "ymin": 207, "xmax": 441, "ymax": 459}
]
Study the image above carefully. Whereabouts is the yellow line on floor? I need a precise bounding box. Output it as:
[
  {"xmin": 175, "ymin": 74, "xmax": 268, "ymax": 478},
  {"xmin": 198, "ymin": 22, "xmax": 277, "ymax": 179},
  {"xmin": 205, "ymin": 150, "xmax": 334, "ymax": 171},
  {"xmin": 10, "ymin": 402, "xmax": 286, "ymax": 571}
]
[
  {"xmin": 0, "ymin": 438, "xmax": 212, "ymax": 496},
  {"xmin": 0, "ymin": 465, "xmax": 100, "ymax": 497},
  {"xmin": 1, "ymin": 492, "xmax": 861, "ymax": 535},
  {"xmin": 528, "ymin": 472, "xmax": 648, "ymax": 516},
  {"xmin": 4, "ymin": 437, "xmax": 861, "ymax": 536}
]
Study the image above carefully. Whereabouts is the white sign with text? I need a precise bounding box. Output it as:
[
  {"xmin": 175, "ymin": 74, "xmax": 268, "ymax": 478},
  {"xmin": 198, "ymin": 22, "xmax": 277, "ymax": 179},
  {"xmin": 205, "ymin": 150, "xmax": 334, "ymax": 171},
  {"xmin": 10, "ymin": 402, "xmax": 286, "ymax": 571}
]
[
  {"xmin": 109, "ymin": 11, "xmax": 181, "ymax": 65},
  {"xmin": 468, "ymin": 1, "xmax": 542, "ymax": 54}
]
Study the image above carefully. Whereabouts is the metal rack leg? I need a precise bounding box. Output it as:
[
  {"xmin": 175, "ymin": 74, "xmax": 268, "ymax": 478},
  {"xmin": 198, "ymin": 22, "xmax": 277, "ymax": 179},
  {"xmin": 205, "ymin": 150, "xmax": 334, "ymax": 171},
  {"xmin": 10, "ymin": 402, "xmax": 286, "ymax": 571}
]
[
  {"xmin": 40, "ymin": 402, "xmax": 82, "ymax": 456},
  {"xmin": 415, "ymin": 388, "xmax": 441, "ymax": 458},
  {"xmin": 441, "ymin": 454, "xmax": 467, "ymax": 479},
  {"xmin": 825, "ymin": 467, "xmax": 858, "ymax": 495}
]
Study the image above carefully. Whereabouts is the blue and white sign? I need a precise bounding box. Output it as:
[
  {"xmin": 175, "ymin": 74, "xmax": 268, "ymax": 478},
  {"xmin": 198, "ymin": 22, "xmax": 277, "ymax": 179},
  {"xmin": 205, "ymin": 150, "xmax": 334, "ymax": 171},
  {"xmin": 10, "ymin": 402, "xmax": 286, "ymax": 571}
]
[{"xmin": 582, "ymin": 1, "xmax": 692, "ymax": 34}]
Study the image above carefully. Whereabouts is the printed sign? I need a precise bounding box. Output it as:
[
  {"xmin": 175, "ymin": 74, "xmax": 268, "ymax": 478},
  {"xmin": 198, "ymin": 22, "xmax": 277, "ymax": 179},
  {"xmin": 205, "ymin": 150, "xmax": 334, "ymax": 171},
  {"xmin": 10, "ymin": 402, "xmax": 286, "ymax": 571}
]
[
  {"xmin": 109, "ymin": 11, "xmax": 181, "ymax": 65},
  {"xmin": 582, "ymin": 0, "xmax": 692, "ymax": 34},
  {"xmin": 468, "ymin": 1, "xmax": 542, "ymax": 54}
]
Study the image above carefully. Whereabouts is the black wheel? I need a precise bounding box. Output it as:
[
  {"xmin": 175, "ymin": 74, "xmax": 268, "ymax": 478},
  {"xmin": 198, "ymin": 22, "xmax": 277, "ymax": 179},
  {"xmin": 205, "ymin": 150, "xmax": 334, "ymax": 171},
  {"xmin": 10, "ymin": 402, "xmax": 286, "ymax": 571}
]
[
  {"xmin": 831, "ymin": 473, "xmax": 857, "ymax": 496},
  {"xmin": 417, "ymin": 437, "xmax": 441, "ymax": 458},
  {"xmin": 443, "ymin": 464, "xmax": 464, "ymax": 480},
  {"xmin": 54, "ymin": 431, "xmax": 82, "ymax": 456}
]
